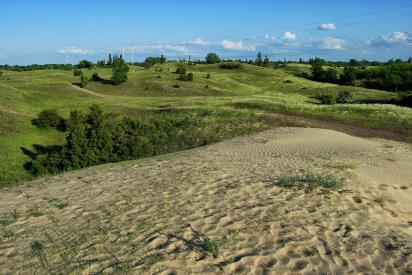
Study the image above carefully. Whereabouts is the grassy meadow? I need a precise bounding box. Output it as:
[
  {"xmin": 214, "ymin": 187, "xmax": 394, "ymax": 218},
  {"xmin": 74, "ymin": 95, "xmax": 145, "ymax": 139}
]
[{"xmin": 1, "ymin": 62, "xmax": 411, "ymax": 187}]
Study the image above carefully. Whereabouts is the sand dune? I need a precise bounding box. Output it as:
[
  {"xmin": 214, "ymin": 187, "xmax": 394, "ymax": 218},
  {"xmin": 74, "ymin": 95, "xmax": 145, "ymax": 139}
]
[{"xmin": 0, "ymin": 127, "xmax": 411, "ymax": 274}]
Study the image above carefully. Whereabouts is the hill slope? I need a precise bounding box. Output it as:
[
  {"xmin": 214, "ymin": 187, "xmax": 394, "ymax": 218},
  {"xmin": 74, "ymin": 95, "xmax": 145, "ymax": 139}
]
[
  {"xmin": 0, "ymin": 128, "xmax": 411, "ymax": 273},
  {"xmin": 1, "ymin": 63, "xmax": 412, "ymax": 186}
]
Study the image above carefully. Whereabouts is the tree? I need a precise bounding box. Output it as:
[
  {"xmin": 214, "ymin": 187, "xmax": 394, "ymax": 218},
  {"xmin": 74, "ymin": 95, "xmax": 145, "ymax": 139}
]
[
  {"xmin": 206, "ymin": 53, "xmax": 220, "ymax": 64},
  {"xmin": 255, "ymin": 52, "xmax": 263, "ymax": 66},
  {"xmin": 263, "ymin": 55, "xmax": 270, "ymax": 67},
  {"xmin": 97, "ymin": 60, "xmax": 105, "ymax": 67},
  {"xmin": 340, "ymin": 66, "xmax": 356, "ymax": 84},
  {"xmin": 78, "ymin": 60, "xmax": 93, "ymax": 69},
  {"xmin": 111, "ymin": 55, "xmax": 129, "ymax": 85},
  {"xmin": 310, "ymin": 58, "xmax": 325, "ymax": 81},
  {"xmin": 107, "ymin": 54, "xmax": 113, "ymax": 66},
  {"xmin": 160, "ymin": 54, "xmax": 166, "ymax": 64}
]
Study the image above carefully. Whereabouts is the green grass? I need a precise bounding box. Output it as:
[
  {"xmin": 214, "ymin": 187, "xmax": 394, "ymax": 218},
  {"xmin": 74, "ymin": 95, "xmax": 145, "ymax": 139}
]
[{"xmin": 1, "ymin": 62, "xmax": 411, "ymax": 187}]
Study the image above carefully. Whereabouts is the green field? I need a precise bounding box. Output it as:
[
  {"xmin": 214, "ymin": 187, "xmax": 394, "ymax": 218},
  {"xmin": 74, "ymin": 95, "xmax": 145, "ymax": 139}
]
[{"xmin": 1, "ymin": 62, "xmax": 411, "ymax": 187}]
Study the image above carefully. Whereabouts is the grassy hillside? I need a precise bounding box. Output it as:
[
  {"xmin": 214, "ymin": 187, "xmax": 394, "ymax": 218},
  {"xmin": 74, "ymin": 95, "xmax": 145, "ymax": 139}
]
[{"xmin": 1, "ymin": 62, "xmax": 411, "ymax": 186}]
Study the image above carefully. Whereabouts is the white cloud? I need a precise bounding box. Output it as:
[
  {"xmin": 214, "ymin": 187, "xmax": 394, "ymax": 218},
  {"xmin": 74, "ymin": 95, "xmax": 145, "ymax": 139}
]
[
  {"xmin": 264, "ymin": 34, "xmax": 279, "ymax": 42},
  {"xmin": 382, "ymin": 31, "xmax": 408, "ymax": 43},
  {"xmin": 121, "ymin": 44, "xmax": 188, "ymax": 54},
  {"xmin": 318, "ymin": 23, "xmax": 336, "ymax": 30},
  {"xmin": 282, "ymin": 32, "xmax": 296, "ymax": 41},
  {"xmin": 187, "ymin": 38, "xmax": 209, "ymax": 46},
  {"xmin": 368, "ymin": 31, "xmax": 411, "ymax": 47},
  {"xmin": 221, "ymin": 39, "xmax": 244, "ymax": 50},
  {"xmin": 56, "ymin": 47, "xmax": 93, "ymax": 55},
  {"xmin": 321, "ymin": 37, "xmax": 344, "ymax": 50},
  {"xmin": 0, "ymin": 53, "xmax": 6, "ymax": 59},
  {"xmin": 220, "ymin": 39, "xmax": 255, "ymax": 51}
]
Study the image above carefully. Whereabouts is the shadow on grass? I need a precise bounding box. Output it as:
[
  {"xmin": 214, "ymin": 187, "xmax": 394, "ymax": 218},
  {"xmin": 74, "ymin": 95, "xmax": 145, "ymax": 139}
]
[{"xmin": 21, "ymin": 144, "xmax": 62, "ymax": 173}]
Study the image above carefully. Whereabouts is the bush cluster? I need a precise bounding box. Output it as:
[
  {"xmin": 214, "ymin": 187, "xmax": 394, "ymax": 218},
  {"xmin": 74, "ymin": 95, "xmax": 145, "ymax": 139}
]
[
  {"xmin": 219, "ymin": 63, "xmax": 241, "ymax": 69},
  {"xmin": 29, "ymin": 105, "xmax": 204, "ymax": 175}
]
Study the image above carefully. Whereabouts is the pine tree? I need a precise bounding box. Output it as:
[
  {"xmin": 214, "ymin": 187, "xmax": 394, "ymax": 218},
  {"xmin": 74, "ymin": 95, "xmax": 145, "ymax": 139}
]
[
  {"xmin": 112, "ymin": 55, "xmax": 129, "ymax": 85},
  {"xmin": 108, "ymin": 54, "xmax": 113, "ymax": 66},
  {"xmin": 65, "ymin": 111, "xmax": 88, "ymax": 169},
  {"xmin": 255, "ymin": 52, "xmax": 263, "ymax": 66},
  {"xmin": 263, "ymin": 55, "xmax": 270, "ymax": 67}
]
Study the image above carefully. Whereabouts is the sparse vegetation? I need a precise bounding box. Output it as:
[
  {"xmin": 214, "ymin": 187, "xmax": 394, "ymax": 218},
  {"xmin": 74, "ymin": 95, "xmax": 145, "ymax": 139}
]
[
  {"xmin": 277, "ymin": 173, "xmax": 344, "ymax": 192},
  {"xmin": 374, "ymin": 193, "xmax": 390, "ymax": 206}
]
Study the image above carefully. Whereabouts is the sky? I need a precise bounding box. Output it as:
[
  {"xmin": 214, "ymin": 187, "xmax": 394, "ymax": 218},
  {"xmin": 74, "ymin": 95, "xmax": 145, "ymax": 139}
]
[{"xmin": 0, "ymin": 0, "xmax": 412, "ymax": 65}]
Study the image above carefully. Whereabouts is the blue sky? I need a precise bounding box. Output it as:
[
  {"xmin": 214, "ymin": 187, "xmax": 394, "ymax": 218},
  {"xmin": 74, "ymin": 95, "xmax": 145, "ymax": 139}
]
[{"xmin": 1, "ymin": 0, "xmax": 412, "ymax": 64}]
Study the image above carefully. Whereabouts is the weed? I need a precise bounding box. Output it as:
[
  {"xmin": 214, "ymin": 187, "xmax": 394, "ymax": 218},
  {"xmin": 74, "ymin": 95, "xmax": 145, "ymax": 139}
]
[
  {"xmin": 31, "ymin": 240, "xmax": 44, "ymax": 254},
  {"xmin": 374, "ymin": 193, "xmax": 390, "ymax": 206},
  {"xmin": 203, "ymin": 237, "xmax": 220, "ymax": 258},
  {"xmin": 0, "ymin": 227, "xmax": 14, "ymax": 238},
  {"xmin": 28, "ymin": 205, "xmax": 44, "ymax": 217},
  {"xmin": 225, "ymin": 183, "xmax": 240, "ymax": 189},
  {"xmin": 45, "ymin": 197, "xmax": 68, "ymax": 209},
  {"xmin": 334, "ymin": 160, "xmax": 360, "ymax": 170}
]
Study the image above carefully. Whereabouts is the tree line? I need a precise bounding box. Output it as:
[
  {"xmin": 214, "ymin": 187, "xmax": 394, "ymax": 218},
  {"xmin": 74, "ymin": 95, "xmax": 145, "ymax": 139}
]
[{"xmin": 308, "ymin": 57, "xmax": 412, "ymax": 92}]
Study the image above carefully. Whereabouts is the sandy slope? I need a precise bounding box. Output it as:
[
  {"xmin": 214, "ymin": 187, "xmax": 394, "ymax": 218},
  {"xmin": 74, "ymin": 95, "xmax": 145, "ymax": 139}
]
[{"xmin": 0, "ymin": 127, "xmax": 411, "ymax": 274}]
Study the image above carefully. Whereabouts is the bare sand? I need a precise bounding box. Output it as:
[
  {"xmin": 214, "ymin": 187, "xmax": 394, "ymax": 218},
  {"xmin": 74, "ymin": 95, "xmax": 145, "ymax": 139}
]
[{"xmin": 0, "ymin": 127, "xmax": 411, "ymax": 274}]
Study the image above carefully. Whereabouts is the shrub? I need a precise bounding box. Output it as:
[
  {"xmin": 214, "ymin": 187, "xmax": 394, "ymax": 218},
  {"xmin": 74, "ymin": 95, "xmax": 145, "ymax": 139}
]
[
  {"xmin": 172, "ymin": 84, "xmax": 180, "ymax": 88},
  {"xmin": 336, "ymin": 91, "xmax": 354, "ymax": 104},
  {"xmin": 187, "ymin": 73, "xmax": 194, "ymax": 81},
  {"xmin": 91, "ymin": 73, "xmax": 102, "ymax": 82},
  {"xmin": 316, "ymin": 94, "xmax": 336, "ymax": 105},
  {"xmin": 73, "ymin": 69, "xmax": 82, "ymax": 76},
  {"xmin": 28, "ymin": 105, "xmax": 204, "ymax": 175},
  {"xmin": 206, "ymin": 73, "xmax": 210, "ymax": 79},
  {"xmin": 78, "ymin": 60, "xmax": 93, "ymax": 69},
  {"xmin": 79, "ymin": 74, "xmax": 89, "ymax": 87},
  {"xmin": 206, "ymin": 53, "xmax": 220, "ymax": 64},
  {"xmin": 219, "ymin": 63, "xmax": 241, "ymax": 69},
  {"xmin": 175, "ymin": 66, "xmax": 186, "ymax": 75},
  {"xmin": 32, "ymin": 109, "xmax": 66, "ymax": 130},
  {"xmin": 178, "ymin": 74, "xmax": 188, "ymax": 81}
]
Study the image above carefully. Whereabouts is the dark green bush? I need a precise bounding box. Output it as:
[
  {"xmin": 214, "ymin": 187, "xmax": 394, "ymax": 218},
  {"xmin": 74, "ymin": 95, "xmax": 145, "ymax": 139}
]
[
  {"xmin": 32, "ymin": 110, "xmax": 66, "ymax": 130},
  {"xmin": 316, "ymin": 94, "xmax": 336, "ymax": 105},
  {"xmin": 91, "ymin": 73, "xmax": 102, "ymax": 82},
  {"xmin": 175, "ymin": 66, "xmax": 186, "ymax": 75},
  {"xmin": 206, "ymin": 73, "xmax": 210, "ymax": 79},
  {"xmin": 28, "ymin": 105, "xmax": 204, "ymax": 175},
  {"xmin": 187, "ymin": 73, "xmax": 194, "ymax": 81},
  {"xmin": 219, "ymin": 63, "xmax": 241, "ymax": 69},
  {"xmin": 206, "ymin": 53, "xmax": 220, "ymax": 64},
  {"xmin": 336, "ymin": 91, "xmax": 354, "ymax": 104}
]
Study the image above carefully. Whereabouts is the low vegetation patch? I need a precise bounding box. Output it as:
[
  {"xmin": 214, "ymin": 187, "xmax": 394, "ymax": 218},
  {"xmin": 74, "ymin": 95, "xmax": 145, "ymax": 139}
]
[
  {"xmin": 373, "ymin": 193, "xmax": 390, "ymax": 206},
  {"xmin": 219, "ymin": 62, "xmax": 241, "ymax": 69},
  {"xmin": 276, "ymin": 173, "xmax": 344, "ymax": 193}
]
